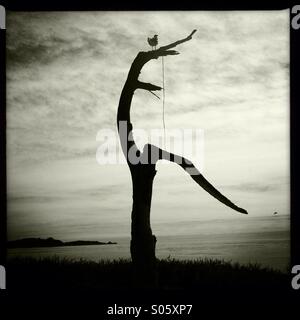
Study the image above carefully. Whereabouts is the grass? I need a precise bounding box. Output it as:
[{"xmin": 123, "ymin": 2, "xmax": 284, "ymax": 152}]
[{"xmin": 7, "ymin": 256, "xmax": 288, "ymax": 293}]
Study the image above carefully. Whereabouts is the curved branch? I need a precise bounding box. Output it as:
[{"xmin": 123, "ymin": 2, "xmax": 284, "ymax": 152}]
[
  {"xmin": 186, "ymin": 169, "xmax": 248, "ymax": 215},
  {"xmin": 141, "ymin": 144, "xmax": 248, "ymax": 215}
]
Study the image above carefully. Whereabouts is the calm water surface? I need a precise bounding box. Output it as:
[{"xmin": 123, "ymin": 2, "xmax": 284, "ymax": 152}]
[{"xmin": 8, "ymin": 215, "xmax": 290, "ymax": 271}]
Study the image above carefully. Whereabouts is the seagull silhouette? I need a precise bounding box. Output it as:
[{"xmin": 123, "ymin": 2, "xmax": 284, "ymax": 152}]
[{"xmin": 147, "ymin": 34, "xmax": 158, "ymax": 50}]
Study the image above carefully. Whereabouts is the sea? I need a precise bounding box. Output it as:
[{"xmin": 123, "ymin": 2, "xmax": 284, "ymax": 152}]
[{"xmin": 8, "ymin": 215, "xmax": 290, "ymax": 272}]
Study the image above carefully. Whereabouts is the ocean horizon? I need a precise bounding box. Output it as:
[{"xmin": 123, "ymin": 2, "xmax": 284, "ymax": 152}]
[{"xmin": 8, "ymin": 215, "xmax": 290, "ymax": 272}]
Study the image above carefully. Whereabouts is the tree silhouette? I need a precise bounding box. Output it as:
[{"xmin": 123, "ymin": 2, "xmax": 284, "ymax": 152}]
[{"xmin": 117, "ymin": 30, "xmax": 247, "ymax": 287}]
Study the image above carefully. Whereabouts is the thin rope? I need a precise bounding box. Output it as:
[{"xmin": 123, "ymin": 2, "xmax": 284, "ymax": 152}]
[{"xmin": 162, "ymin": 56, "xmax": 166, "ymax": 149}]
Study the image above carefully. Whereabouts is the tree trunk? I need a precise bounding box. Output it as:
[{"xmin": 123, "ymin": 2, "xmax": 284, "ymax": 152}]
[{"xmin": 130, "ymin": 163, "xmax": 157, "ymax": 287}]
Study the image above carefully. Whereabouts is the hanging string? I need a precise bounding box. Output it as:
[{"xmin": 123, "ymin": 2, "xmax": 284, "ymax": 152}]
[{"xmin": 162, "ymin": 56, "xmax": 166, "ymax": 149}]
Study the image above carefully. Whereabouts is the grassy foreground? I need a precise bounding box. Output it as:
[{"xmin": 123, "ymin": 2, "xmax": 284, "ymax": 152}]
[{"xmin": 7, "ymin": 256, "xmax": 288, "ymax": 292}]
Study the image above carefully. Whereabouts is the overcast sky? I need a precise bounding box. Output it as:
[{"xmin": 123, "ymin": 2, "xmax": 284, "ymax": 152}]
[{"xmin": 6, "ymin": 11, "xmax": 289, "ymax": 241}]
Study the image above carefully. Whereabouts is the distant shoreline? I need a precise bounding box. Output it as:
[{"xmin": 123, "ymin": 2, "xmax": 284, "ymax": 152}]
[{"xmin": 7, "ymin": 237, "xmax": 117, "ymax": 249}]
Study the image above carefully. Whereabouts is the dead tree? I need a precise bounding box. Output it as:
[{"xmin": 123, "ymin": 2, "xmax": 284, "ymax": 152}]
[{"xmin": 117, "ymin": 30, "xmax": 247, "ymax": 287}]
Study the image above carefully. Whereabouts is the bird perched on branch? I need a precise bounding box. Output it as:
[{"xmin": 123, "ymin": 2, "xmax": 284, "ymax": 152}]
[{"xmin": 147, "ymin": 34, "xmax": 158, "ymax": 50}]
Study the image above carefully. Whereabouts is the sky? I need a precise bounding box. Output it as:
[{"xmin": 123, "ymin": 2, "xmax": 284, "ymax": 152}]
[{"xmin": 6, "ymin": 11, "xmax": 290, "ymax": 241}]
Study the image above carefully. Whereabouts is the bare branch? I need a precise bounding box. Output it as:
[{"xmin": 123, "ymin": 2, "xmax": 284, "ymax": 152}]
[
  {"xmin": 130, "ymin": 30, "xmax": 196, "ymax": 68},
  {"xmin": 187, "ymin": 169, "xmax": 248, "ymax": 215},
  {"xmin": 137, "ymin": 81, "xmax": 162, "ymax": 91},
  {"xmin": 149, "ymin": 91, "xmax": 160, "ymax": 100},
  {"xmin": 141, "ymin": 144, "xmax": 248, "ymax": 215},
  {"xmin": 158, "ymin": 29, "xmax": 197, "ymax": 52},
  {"xmin": 152, "ymin": 50, "xmax": 180, "ymax": 58}
]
